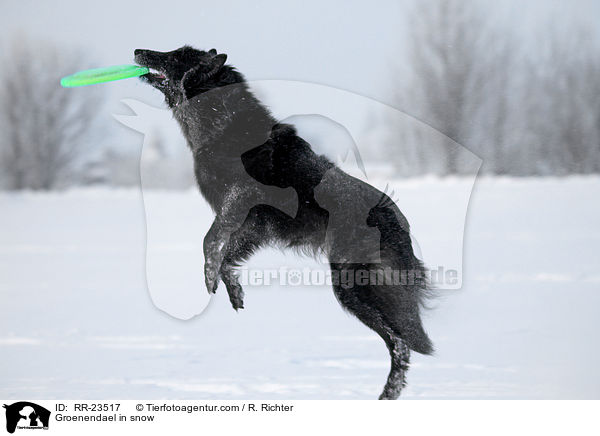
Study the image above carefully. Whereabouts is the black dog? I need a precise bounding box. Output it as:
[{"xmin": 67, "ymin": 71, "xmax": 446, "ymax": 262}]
[{"xmin": 134, "ymin": 46, "xmax": 433, "ymax": 399}]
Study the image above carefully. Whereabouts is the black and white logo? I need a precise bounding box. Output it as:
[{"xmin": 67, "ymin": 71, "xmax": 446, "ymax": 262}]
[{"xmin": 3, "ymin": 402, "xmax": 50, "ymax": 433}]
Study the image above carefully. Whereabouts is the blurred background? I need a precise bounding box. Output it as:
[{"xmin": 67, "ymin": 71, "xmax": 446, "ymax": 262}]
[
  {"xmin": 1, "ymin": 0, "xmax": 599, "ymax": 190},
  {"xmin": 1, "ymin": 0, "xmax": 600, "ymax": 399}
]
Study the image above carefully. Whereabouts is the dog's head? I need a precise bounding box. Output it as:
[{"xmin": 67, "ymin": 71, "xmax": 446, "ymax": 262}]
[{"xmin": 134, "ymin": 46, "xmax": 235, "ymax": 107}]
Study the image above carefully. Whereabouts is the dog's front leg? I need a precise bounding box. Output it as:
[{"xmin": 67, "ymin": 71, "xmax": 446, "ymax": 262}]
[
  {"xmin": 203, "ymin": 220, "xmax": 228, "ymax": 294},
  {"xmin": 203, "ymin": 191, "xmax": 254, "ymax": 295},
  {"xmin": 205, "ymin": 233, "xmax": 244, "ymax": 309}
]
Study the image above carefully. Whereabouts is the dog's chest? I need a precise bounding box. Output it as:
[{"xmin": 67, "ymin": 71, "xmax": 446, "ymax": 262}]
[
  {"xmin": 194, "ymin": 160, "xmax": 221, "ymax": 207},
  {"xmin": 193, "ymin": 151, "xmax": 243, "ymax": 212}
]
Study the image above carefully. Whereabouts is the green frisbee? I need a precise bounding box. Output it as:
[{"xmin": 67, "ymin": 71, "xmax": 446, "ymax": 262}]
[{"xmin": 60, "ymin": 64, "xmax": 150, "ymax": 87}]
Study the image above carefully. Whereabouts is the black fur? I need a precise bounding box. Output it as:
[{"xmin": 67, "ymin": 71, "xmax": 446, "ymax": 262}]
[{"xmin": 135, "ymin": 46, "xmax": 433, "ymax": 399}]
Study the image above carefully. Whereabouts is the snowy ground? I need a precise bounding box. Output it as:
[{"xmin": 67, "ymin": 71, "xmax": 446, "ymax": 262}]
[{"xmin": 1, "ymin": 177, "xmax": 599, "ymax": 399}]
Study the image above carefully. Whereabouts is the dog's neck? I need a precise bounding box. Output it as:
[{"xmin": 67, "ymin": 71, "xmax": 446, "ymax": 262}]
[{"xmin": 172, "ymin": 83, "xmax": 276, "ymax": 156}]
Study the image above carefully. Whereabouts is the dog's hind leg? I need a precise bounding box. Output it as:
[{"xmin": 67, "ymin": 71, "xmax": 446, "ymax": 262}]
[
  {"xmin": 219, "ymin": 204, "xmax": 297, "ymax": 310},
  {"xmin": 379, "ymin": 336, "xmax": 410, "ymax": 400},
  {"xmin": 330, "ymin": 263, "xmax": 411, "ymax": 400}
]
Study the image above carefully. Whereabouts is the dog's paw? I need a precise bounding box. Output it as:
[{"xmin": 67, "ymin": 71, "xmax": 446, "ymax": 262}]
[
  {"xmin": 221, "ymin": 272, "xmax": 244, "ymax": 310},
  {"xmin": 229, "ymin": 292, "xmax": 244, "ymax": 311},
  {"xmin": 229, "ymin": 293, "xmax": 244, "ymax": 311},
  {"xmin": 204, "ymin": 263, "xmax": 220, "ymax": 294}
]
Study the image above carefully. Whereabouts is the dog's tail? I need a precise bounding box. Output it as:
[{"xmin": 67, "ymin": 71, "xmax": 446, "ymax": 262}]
[
  {"xmin": 391, "ymin": 262, "xmax": 434, "ymax": 355},
  {"xmin": 330, "ymin": 256, "xmax": 435, "ymax": 355},
  {"xmin": 329, "ymin": 243, "xmax": 435, "ymax": 356},
  {"xmin": 366, "ymin": 190, "xmax": 435, "ymax": 355}
]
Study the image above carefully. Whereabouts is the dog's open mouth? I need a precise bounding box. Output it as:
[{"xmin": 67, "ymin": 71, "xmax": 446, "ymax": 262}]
[
  {"xmin": 140, "ymin": 68, "xmax": 167, "ymax": 86},
  {"xmin": 146, "ymin": 68, "xmax": 166, "ymax": 79}
]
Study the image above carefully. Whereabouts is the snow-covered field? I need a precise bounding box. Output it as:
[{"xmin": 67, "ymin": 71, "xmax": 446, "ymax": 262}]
[{"xmin": 1, "ymin": 177, "xmax": 599, "ymax": 399}]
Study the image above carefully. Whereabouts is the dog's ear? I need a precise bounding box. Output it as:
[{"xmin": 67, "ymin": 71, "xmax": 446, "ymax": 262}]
[
  {"xmin": 208, "ymin": 48, "xmax": 217, "ymax": 55},
  {"xmin": 181, "ymin": 54, "xmax": 228, "ymax": 96},
  {"xmin": 211, "ymin": 53, "xmax": 227, "ymax": 70}
]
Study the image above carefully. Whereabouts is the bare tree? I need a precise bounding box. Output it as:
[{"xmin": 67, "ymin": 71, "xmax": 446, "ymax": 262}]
[
  {"xmin": 401, "ymin": 0, "xmax": 496, "ymax": 174},
  {"xmin": 497, "ymin": 22, "xmax": 600, "ymax": 176},
  {"xmin": 0, "ymin": 37, "xmax": 104, "ymax": 190},
  {"xmin": 393, "ymin": 1, "xmax": 600, "ymax": 176},
  {"xmin": 392, "ymin": 0, "xmax": 521, "ymax": 175},
  {"xmin": 537, "ymin": 26, "xmax": 600, "ymax": 174}
]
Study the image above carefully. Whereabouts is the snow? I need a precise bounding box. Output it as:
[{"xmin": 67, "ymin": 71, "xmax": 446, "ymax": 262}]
[{"xmin": 1, "ymin": 177, "xmax": 599, "ymax": 399}]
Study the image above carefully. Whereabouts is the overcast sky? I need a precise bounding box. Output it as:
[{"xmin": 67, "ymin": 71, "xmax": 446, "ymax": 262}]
[{"xmin": 3, "ymin": 0, "xmax": 598, "ymax": 102}]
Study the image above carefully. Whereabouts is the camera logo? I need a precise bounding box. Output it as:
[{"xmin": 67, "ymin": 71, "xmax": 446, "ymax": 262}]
[{"xmin": 3, "ymin": 402, "xmax": 50, "ymax": 433}]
